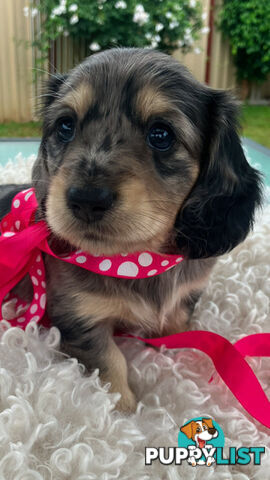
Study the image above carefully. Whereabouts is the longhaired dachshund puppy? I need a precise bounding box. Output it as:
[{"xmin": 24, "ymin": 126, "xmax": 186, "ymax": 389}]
[{"xmin": 0, "ymin": 49, "xmax": 262, "ymax": 412}]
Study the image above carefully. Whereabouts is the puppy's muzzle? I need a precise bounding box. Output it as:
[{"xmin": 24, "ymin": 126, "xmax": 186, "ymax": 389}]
[{"xmin": 67, "ymin": 186, "xmax": 115, "ymax": 223}]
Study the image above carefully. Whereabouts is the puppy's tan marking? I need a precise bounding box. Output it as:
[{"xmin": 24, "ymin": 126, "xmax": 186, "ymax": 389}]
[
  {"xmin": 101, "ymin": 336, "xmax": 137, "ymax": 413},
  {"xmin": 136, "ymin": 86, "xmax": 172, "ymax": 122},
  {"xmin": 74, "ymin": 290, "xmax": 158, "ymax": 332},
  {"xmin": 118, "ymin": 175, "xmax": 178, "ymax": 242},
  {"xmin": 136, "ymin": 86, "xmax": 201, "ymax": 157},
  {"xmin": 61, "ymin": 82, "xmax": 93, "ymax": 119},
  {"xmin": 74, "ymin": 292, "xmax": 126, "ymax": 323}
]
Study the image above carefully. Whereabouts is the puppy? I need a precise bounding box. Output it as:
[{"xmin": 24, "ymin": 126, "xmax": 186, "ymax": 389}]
[{"xmin": 0, "ymin": 48, "xmax": 262, "ymax": 412}]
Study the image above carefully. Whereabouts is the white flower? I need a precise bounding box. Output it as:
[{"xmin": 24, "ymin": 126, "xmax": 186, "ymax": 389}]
[
  {"xmin": 60, "ymin": 0, "xmax": 67, "ymax": 6},
  {"xmin": 63, "ymin": 30, "xmax": 69, "ymax": 37},
  {"xmin": 57, "ymin": 25, "xmax": 64, "ymax": 33},
  {"xmin": 31, "ymin": 7, "xmax": 38, "ymax": 17},
  {"xmin": 134, "ymin": 4, "xmax": 145, "ymax": 13},
  {"xmin": 52, "ymin": 5, "xmax": 66, "ymax": 16},
  {"xmin": 69, "ymin": 3, "xmax": 78, "ymax": 12},
  {"xmin": 145, "ymin": 33, "xmax": 160, "ymax": 45},
  {"xmin": 183, "ymin": 27, "xmax": 194, "ymax": 45},
  {"xmin": 23, "ymin": 6, "xmax": 29, "ymax": 17},
  {"xmin": 169, "ymin": 20, "xmax": 179, "ymax": 29},
  {"xmin": 189, "ymin": 0, "xmax": 196, "ymax": 7},
  {"xmin": 89, "ymin": 42, "xmax": 101, "ymax": 51},
  {"xmin": 165, "ymin": 11, "xmax": 173, "ymax": 19},
  {"xmin": 155, "ymin": 23, "xmax": 164, "ymax": 32},
  {"xmin": 177, "ymin": 39, "xmax": 184, "ymax": 47},
  {"xmin": 184, "ymin": 35, "xmax": 194, "ymax": 45},
  {"xmin": 194, "ymin": 47, "xmax": 201, "ymax": 54},
  {"xmin": 202, "ymin": 12, "xmax": 207, "ymax": 21},
  {"xmin": 201, "ymin": 26, "xmax": 210, "ymax": 34},
  {"xmin": 133, "ymin": 4, "xmax": 149, "ymax": 26},
  {"xmin": 70, "ymin": 14, "xmax": 79, "ymax": 24},
  {"xmin": 115, "ymin": 1, "xmax": 127, "ymax": 9}
]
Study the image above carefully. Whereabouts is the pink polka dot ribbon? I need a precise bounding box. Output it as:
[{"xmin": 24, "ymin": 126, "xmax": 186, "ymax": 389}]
[{"xmin": 0, "ymin": 188, "xmax": 184, "ymax": 328}]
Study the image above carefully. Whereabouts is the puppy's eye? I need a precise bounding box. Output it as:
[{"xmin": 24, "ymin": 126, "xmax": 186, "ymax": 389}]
[
  {"xmin": 56, "ymin": 117, "xmax": 75, "ymax": 143},
  {"xmin": 147, "ymin": 123, "xmax": 175, "ymax": 151}
]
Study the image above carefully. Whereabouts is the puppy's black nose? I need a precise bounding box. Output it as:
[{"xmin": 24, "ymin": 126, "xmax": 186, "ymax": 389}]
[{"xmin": 67, "ymin": 186, "xmax": 114, "ymax": 222}]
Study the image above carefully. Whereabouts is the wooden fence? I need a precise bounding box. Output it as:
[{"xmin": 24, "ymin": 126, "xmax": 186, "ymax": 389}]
[
  {"xmin": 0, "ymin": 0, "xmax": 34, "ymax": 122},
  {"xmin": 0, "ymin": 0, "xmax": 269, "ymax": 122}
]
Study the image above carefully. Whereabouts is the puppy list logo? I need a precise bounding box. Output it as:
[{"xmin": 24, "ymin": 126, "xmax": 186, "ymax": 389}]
[
  {"xmin": 178, "ymin": 417, "xmax": 224, "ymax": 467},
  {"xmin": 145, "ymin": 416, "xmax": 265, "ymax": 467}
]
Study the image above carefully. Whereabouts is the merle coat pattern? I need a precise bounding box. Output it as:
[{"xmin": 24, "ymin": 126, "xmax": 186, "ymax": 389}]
[{"xmin": 0, "ymin": 49, "xmax": 262, "ymax": 412}]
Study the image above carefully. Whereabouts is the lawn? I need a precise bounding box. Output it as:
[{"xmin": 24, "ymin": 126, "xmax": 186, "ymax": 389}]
[
  {"xmin": 0, "ymin": 121, "xmax": 41, "ymax": 138},
  {"xmin": 0, "ymin": 106, "xmax": 269, "ymax": 149},
  {"xmin": 241, "ymin": 105, "xmax": 270, "ymax": 149}
]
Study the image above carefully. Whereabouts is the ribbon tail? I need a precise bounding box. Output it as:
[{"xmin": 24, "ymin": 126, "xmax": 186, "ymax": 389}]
[
  {"xmin": 116, "ymin": 331, "xmax": 270, "ymax": 429},
  {"xmin": 234, "ymin": 333, "xmax": 270, "ymax": 357}
]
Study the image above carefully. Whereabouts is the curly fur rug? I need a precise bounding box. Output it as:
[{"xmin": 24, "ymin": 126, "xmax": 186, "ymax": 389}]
[{"xmin": 0, "ymin": 154, "xmax": 270, "ymax": 480}]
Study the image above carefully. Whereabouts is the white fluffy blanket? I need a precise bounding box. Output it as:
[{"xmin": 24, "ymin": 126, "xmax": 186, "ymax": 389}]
[{"xmin": 0, "ymin": 155, "xmax": 270, "ymax": 480}]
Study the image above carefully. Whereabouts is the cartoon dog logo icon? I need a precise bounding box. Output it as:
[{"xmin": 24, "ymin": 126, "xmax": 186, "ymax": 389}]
[{"xmin": 180, "ymin": 418, "xmax": 219, "ymax": 466}]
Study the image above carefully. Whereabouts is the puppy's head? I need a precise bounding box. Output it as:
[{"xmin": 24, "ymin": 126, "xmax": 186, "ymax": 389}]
[{"xmin": 33, "ymin": 48, "xmax": 262, "ymax": 257}]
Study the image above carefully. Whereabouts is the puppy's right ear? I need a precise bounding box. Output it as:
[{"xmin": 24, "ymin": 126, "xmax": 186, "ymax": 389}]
[{"xmin": 42, "ymin": 73, "xmax": 69, "ymax": 109}]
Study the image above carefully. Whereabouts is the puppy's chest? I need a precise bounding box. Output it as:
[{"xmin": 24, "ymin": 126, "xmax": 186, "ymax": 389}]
[{"xmin": 46, "ymin": 257, "xmax": 184, "ymax": 332}]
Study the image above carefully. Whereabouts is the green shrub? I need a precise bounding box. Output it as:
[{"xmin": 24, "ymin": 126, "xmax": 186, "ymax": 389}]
[
  {"xmin": 219, "ymin": 0, "xmax": 270, "ymax": 82},
  {"xmin": 25, "ymin": 0, "xmax": 203, "ymax": 63}
]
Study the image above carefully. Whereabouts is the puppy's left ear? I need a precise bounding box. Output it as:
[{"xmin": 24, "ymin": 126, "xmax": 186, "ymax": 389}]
[
  {"xmin": 32, "ymin": 73, "xmax": 69, "ymax": 213},
  {"xmin": 175, "ymin": 90, "xmax": 263, "ymax": 259}
]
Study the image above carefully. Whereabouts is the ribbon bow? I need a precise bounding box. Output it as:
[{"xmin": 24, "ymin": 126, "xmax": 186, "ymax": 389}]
[{"xmin": 1, "ymin": 188, "xmax": 270, "ymax": 430}]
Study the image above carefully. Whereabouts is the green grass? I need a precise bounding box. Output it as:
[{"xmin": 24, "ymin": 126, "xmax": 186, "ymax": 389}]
[
  {"xmin": 0, "ymin": 121, "xmax": 41, "ymax": 138},
  {"xmin": 241, "ymin": 106, "xmax": 270, "ymax": 149},
  {"xmin": 0, "ymin": 106, "xmax": 269, "ymax": 149}
]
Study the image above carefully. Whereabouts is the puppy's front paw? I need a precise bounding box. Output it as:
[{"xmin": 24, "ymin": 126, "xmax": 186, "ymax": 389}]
[{"xmin": 115, "ymin": 387, "xmax": 137, "ymax": 414}]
